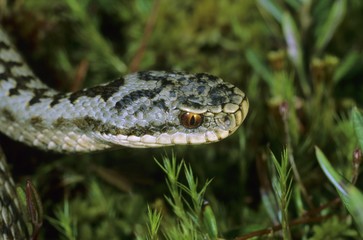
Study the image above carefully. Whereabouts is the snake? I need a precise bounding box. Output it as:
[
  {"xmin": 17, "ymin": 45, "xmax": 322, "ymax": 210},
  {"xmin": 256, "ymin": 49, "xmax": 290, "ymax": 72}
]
[{"xmin": 0, "ymin": 26, "xmax": 249, "ymax": 239}]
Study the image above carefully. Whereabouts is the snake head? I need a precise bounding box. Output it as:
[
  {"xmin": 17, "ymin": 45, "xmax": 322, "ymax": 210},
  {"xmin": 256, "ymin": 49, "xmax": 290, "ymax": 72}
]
[{"xmin": 97, "ymin": 71, "xmax": 249, "ymax": 148}]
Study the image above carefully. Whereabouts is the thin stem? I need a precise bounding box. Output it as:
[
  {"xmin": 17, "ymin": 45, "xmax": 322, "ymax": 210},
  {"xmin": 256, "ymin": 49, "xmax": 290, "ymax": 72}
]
[
  {"xmin": 279, "ymin": 101, "xmax": 314, "ymax": 209},
  {"xmin": 129, "ymin": 0, "xmax": 161, "ymax": 72},
  {"xmin": 234, "ymin": 215, "xmax": 333, "ymax": 240}
]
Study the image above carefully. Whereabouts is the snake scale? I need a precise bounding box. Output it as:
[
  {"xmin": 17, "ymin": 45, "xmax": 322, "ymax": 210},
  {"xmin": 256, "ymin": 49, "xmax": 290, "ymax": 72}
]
[{"xmin": 0, "ymin": 26, "xmax": 248, "ymax": 239}]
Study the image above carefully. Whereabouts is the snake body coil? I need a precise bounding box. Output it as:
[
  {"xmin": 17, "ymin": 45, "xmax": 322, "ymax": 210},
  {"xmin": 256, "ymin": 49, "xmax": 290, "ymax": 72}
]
[{"xmin": 0, "ymin": 26, "xmax": 248, "ymax": 239}]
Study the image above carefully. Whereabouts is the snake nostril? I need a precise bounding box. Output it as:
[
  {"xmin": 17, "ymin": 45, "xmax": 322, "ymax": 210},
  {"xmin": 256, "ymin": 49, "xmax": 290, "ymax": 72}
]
[
  {"xmin": 216, "ymin": 114, "xmax": 235, "ymax": 131},
  {"xmin": 223, "ymin": 116, "xmax": 231, "ymax": 126}
]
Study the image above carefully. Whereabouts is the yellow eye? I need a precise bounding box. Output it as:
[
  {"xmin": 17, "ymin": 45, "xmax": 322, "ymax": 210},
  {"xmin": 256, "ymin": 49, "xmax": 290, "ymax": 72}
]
[{"xmin": 180, "ymin": 112, "xmax": 203, "ymax": 129}]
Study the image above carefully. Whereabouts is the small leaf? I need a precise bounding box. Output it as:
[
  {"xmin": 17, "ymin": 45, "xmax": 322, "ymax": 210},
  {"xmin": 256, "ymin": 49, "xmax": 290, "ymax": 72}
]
[
  {"xmin": 315, "ymin": 146, "xmax": 363, "ymax": 236},
  {"xmin": 333, "ymin": 52, "xmax": 361, "ymax": 83},
  {"xmin": 25, "ymin": 180, "xmax": 43, "ymax": 239},
  {"xmin": 315, "ymin": 0, "xmax": 347, "ymax": 53}
]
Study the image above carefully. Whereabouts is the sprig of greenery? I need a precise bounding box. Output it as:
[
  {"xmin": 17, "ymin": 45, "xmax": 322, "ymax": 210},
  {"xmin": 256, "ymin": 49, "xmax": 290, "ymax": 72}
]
[
  {"xmin": 270, "ymin": 149, "xmax": 293, "ymax": 240},
  {"xmin": 145, "ymin": 206, "xmax": 162, "ymax": 240},
  {"xmin": 153, "ymin": 154, "xmax": 215, "ymax": 240},
  {"xmin": 47, "ymin": 200, "xmax": 77, "ymax": 240}
]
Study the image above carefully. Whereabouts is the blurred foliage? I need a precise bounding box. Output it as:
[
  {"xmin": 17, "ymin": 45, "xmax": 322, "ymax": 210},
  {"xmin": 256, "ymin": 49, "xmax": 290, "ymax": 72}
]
[
  {"xmin": 1, "ymin": 0, "xmax": 363, "ymax": 239},
  {"xmin": 316, "ymin": 145, "xmax": 363, "ymax": 237}
]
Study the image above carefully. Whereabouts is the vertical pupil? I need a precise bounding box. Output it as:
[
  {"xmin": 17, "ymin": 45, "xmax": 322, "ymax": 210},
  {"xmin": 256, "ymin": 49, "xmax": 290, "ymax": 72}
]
[
  {"xmin": 190, "ymin": 115, "xmax": 195, "ymax": 125},
  {"xmin": 180, "ymin": 112, "xmax": 203, "ymax": 129}
]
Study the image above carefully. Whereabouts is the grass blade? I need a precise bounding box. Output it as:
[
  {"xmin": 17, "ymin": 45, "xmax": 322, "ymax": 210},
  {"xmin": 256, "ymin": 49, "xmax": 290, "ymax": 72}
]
[
  {"xmin": 333, "ymin": 52, "xmax": 361, "ymax": 83},
  {"xmin": 315, "ymin": 146, "xmax": 363, "ymax": 236},
  {"xmin": 281, "ymin": 12, "xmax": 309, "ymax": 95},
  {"xmin": 315, "ymin": 0, "xmax": 347, "ymax": 53}
]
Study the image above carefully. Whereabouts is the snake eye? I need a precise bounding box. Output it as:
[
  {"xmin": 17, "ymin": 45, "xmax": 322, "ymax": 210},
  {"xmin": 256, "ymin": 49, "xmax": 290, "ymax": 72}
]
[{"xmin": 180, "ymin": 112, "xmax": 203, "ymax": 129}]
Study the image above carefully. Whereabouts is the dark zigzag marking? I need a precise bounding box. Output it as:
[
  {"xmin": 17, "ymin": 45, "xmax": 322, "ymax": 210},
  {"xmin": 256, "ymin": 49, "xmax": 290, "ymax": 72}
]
[
  {"xmin": 131, "ymin": 99, "xmax": 169, "ymax": 118},
  {"xmin": 115, "ymin": 88, "xmax": 161, "ymax": 111},
  {"xmin": 0, "ymin": 59, "xmax": 23, "ymax": 82},
  {"xmin": 137, "ymin": 71, "xmax": 220, "ymax": 84},
  {"xmin": 115, "ymin": 72, "xmax": 188, "ymax": 111},
  {"xmin": 49, "ymin": 92, "xmax": 67, "ymax": 107},
  {"xmin": 28, "ymin": 88, "xmax": 53, "ymax": 105},
  {"xmin": 68, "ymin": 77, "xmax": 125, "ymax": 104},
  {"xmin": 49, "ymin": 77, "xmax": 125, "ymax": 107},
  {"xmin": 137, "ymin": 71, "xmax": 181, "ymax": 86},
  {"xmin": 8, "ymin": 75, "xmax": 40, "ymax": 96}
]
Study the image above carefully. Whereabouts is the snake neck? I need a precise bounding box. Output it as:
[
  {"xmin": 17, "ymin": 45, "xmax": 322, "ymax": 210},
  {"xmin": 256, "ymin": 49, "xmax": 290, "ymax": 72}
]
[{"xmin": 0, "ymin": 28, "xmax": 113, "ymax": 152}]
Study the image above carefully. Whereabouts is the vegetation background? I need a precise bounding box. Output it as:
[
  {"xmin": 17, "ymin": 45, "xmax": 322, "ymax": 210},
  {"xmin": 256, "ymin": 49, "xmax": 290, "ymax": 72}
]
[{"xmin": 1, "ymin": 0, "xmax": 363, "ymax": 239}]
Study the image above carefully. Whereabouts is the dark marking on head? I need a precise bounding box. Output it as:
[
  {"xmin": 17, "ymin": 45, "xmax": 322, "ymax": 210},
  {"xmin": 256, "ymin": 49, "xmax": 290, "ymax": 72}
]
[
  {"xmin": 137, "ymin": 71, "xmax": 169, "ymax": 82},
  {"xmin": 1, "ymin": 108, "xmax": 15, "ymax": 122},
  {"xmin": 209, "ymin": 84, "xmax": 232, "ymax": 105},
  {"xmin": 152, "ymin": 99, "xmax": 168, "ymax": 111},
  {"xmin": 115, "ymin": 71, "xmax": 213, "ymax": 111},
  {"xmin": 137, "ymin": 71, "xmax": 185, "ymax": 86},
  {"xmin": 69, "ymin": 78, "xmax": 124, "ymax": 103},
  {"xmin": 169, "ymin": 90, "xmax": 176, "ymax": 98},
  {"xmin": 195, "ymin": 72, "xmax": 219, "ymax": 82},
  {"xmin": 135, "ymin": 104, "xmax": 148, "ymax": 113},
  {"xmin": 115, "ymin": 89, "xmax": 161, "ymax": 111},
  {"xmin": 197, "ymin": 86, "xmax": 206, "ymax": 95}
]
